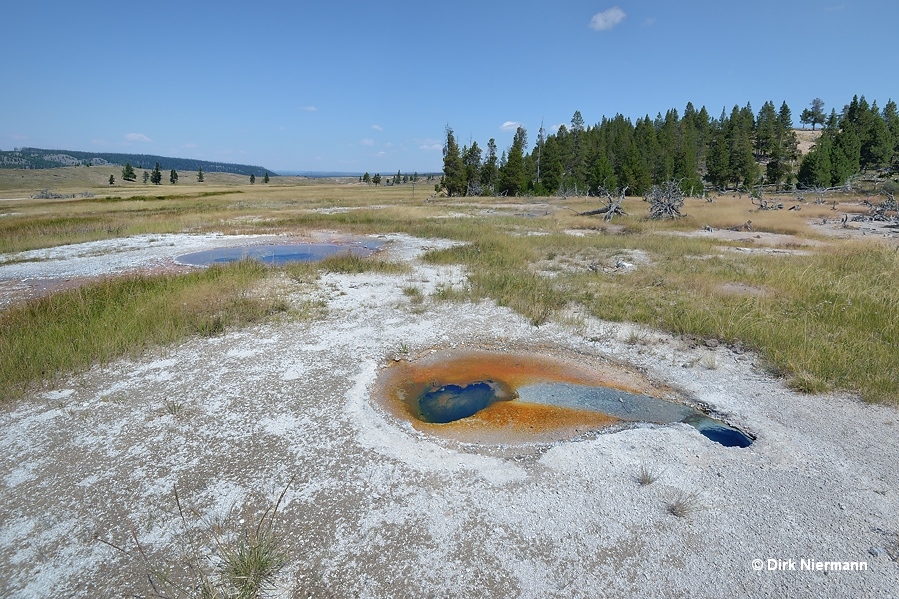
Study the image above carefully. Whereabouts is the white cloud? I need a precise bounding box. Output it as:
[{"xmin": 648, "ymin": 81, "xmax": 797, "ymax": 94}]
[
  {"xmin": 124, "ymin": 133, "xmax": 151, "ymax": 143},
  {"xmin": 300, "ymin": 105, "xmax": 318, "ymax": 112},
  {"xmin": 500, "ymin": 121, "xmax": 522, "ymax": 131},
  {"xmin": 361, "ymin": 138, "xmax": 375, "ymax": 146},
  {"xmin": 371, "ymin": 124, "xmax": 383, "ymax": 131},
  {"xmin": 420, "ymin": 143, "xmax": 442, "ymax": 151},
  {"xmin": 376, "ymin": 151, "xmax": 387, "ymax": 157},
  {"xmin": 589, "ymin": 6, "xmax": 626, "ymax": 31},
  {"xmin": 550, "ymin": 123, "xmax": 563, "ymax": 133}
]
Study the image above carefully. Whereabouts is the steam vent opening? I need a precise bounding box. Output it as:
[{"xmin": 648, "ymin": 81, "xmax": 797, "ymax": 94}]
[
  {"xmin": 373, "ymin": 349, "xmax": 754, "ymax": 447},
  {"xmin": 175, "ymin": 242, "xmax": 379, "ymax": 267}
]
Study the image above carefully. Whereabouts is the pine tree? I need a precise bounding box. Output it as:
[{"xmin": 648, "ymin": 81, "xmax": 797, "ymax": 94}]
[
  {"xmin": 150, "ymin": 163, "xmax": 162, "ymax": 185},
  {"xmin": 800, "ymin": 98, "xmax": 826, "ymax": 130},
  {"xmin": 479, "ymin": 138, "xmax": 499, "ymax": 193},
  {"xmin": 263, "ymin": 172, "xmax": 270, "ymax": 183},
  {"xmin": 859, "ymin": 101, "xmax": 892, "ymax": 171},
  {"xmin": 122, "ymin": 163, "xmax": 136, "ymax": 181},
  {"xmin": 462, "ymin": 141, "xmax": 482, "ymax": 196},
  {"xmin": 499, "ymin": 127, "xmax": 527, "ymax": 196},
  {"xmin": 197, "ymin": 167, "xmax": 204, "ymax": 182},
  {"xmin": 142, "ymin": 171, "xmax": 150, "ymax": 184},
  {"xmin": 109, "ymin": 174, "xmax": 115, "ymax": 185},
  {"xmin": 442, "ymin": 126, "xmax": 465, "ymax": 196},
  {"xmin": 250, "ymin": 174, "xmax": 256, "ymax": 184},
  {"xmin": 169, "ymin": 169, "xmax": 178, "ymax": 184}
]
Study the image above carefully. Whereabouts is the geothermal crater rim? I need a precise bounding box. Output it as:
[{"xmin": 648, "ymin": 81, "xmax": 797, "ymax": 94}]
[{"xmin": 372, "ymin": 346, "xmax": 753, "ymax": 447}]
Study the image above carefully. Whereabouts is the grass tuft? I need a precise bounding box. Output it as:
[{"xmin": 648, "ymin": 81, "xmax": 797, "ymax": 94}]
[
  {"xmin": 637, "ymin": 464, "xmax": 659, "ymax": 486},
  {"xmin": 97, "ymin": 478, "xmax": 294, "ymax": 599},
  {"xmin": 668, "ymin": 490, "xmax": 701, "ymax": 518}
]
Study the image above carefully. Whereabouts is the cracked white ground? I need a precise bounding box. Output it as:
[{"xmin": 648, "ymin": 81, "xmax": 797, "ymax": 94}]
[{"xmin": 0, "ymin": 233, "xmax": 897, "ymax": 598}]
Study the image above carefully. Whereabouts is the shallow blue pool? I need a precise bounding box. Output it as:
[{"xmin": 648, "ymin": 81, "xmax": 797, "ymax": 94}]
[{"xmin": 175, "ymin": 243, "xmax": 378, "ymax": 266}]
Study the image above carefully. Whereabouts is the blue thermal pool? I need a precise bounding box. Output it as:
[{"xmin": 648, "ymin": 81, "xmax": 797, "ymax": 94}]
[
  {"xmin": 175, "ymin": 242, "xmax": 379, "ymax": 267},
  {"xmin": 375, "ymin": 349, "xmax": 754, "ymax": 447}
]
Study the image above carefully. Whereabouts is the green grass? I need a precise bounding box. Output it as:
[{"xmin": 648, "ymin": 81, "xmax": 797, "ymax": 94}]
[{"xmin": 0, "ymin": 260, "xmax": 286, "ymax": 401}]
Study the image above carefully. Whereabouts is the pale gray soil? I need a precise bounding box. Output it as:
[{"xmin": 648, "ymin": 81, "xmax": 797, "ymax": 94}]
[{"xmin": 0, "ymin": 233, "xmax": 897, "ymax": 598}]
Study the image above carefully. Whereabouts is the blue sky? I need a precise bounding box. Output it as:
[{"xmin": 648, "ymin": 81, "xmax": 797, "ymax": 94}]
[{"xmin": 2, "ymin": 0, "xmax": 895, "ymax": 174}]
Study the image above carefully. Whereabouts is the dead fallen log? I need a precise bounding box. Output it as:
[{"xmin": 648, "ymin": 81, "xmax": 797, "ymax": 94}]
[{"xmin": 578, "ymin": 187, "xmax": 627, "ymax": 221}]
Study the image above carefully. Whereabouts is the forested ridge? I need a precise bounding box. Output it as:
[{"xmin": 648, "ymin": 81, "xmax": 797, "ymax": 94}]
[
  {"xmin": 442, "ymin": 95, "xmax": 899, "ymax": 197},
  {"xmin": 0, "ymin": 148, "xmax": 273, "ymax": 177}
]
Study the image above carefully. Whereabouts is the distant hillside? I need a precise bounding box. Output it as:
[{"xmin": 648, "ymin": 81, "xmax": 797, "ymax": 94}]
[{"xmin": 0, "ymin": 147, "xmax": 275, "ymax": 177}]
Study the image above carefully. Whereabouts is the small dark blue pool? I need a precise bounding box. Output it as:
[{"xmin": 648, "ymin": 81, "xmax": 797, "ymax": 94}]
[
  {"xmin": 418, "ymin": 380, "xmax": 515, "ymax": 423},
  {"xmin": 175, "ymin": 243, "xmax": 378, "ymax": 267}
]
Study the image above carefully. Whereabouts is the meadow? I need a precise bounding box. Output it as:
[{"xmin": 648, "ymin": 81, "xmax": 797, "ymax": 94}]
[{"xmin": 1, "ymin": 167, "xmax": 896, "ymax": 403}]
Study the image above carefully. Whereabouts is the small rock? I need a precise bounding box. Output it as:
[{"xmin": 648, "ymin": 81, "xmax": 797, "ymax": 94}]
[{"xmin": 704, "ymin": 338, "xmax": 719, "ymax": 348}]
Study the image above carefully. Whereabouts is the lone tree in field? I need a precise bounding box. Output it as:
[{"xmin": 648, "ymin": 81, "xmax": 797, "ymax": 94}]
[
  {"xmin": 121, "ymin": 163, "xmax": 136, "ymax": 181},
  {"xmin": 250, "ymin": 173, "xmax": 256, "ymax": 184},
  {"xmin": 150, "ymin": 163, "xmax": 162, "ymax": 185},
  {"xmin": 197, "ymin": 167, "xmax": 204, "ymax": 182},
  {"xmin": 646, "ymin": 180, "xmax": 686, "ymax": 219},
  {"xmin": 800, "ymin": 98, "xmax": 826, "ymax": 130},
  {"xmin": 263, "ymin": 172, "xmax": 270, "ymax": 183},
  {"xmin": 142, "ymin": 170, "xmax": 150, "ymax": 184},
  {"xmin": 108, "ymin": 174, "xmax": 115, "ymax": 185},
  {"xmin": 169, "ymin": 169, "xmax": 178, "ymax": 184}
]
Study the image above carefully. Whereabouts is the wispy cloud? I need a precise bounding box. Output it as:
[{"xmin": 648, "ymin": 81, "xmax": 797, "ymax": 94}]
[
  {"xmin": 300, "ymin": 105, "xmax": 318, "ymax": 112},
  {"xmin": 125, "ymin": 133, "xmax": 151, "ymax": 143},
  {"xmin": 642, "ymin": 17, "xmax": 656, "ymax": 27},
  {"xmin": 360, "ymin": 138, "xmax": 375, "ymax": 146},
  {"xmin": 500, "ymin": 121, "xmax": 522, "ymax": 131},
  {"xmin": 589, "ymin": 6, "xmax": 626, "ymax": 31},
  {"xmin": 371, "ymin": 124, "xmax": 383, "ymax": 131},
  {"xmin": 376, "ymin": 151, "xmax": 387, "ymax": 157},
  {"xmin": 550, "ymin": 123, "xmax": 563, "ymax": 133}
]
